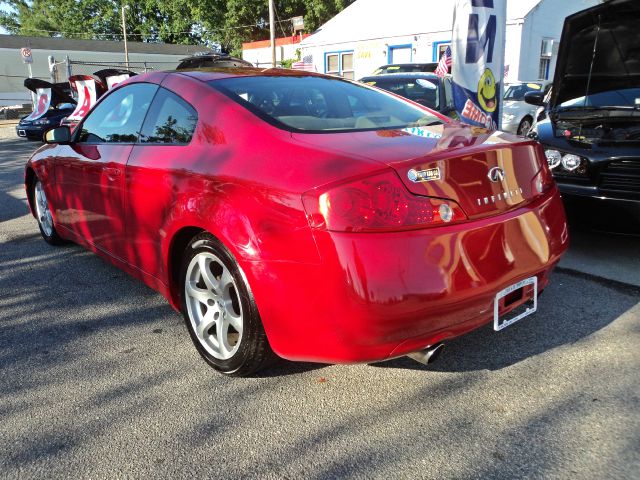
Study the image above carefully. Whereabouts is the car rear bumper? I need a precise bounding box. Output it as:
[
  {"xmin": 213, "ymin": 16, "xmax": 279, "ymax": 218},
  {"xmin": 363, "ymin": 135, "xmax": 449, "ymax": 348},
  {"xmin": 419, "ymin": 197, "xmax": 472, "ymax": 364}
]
[{"xmin": 247, "ymin": 188, "xmax": 569, "ymax": 363}]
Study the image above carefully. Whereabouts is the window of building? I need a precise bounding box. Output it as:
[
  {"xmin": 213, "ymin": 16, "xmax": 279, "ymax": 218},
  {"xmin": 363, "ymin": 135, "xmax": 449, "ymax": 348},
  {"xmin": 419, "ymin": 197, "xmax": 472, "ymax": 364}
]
[
  {"xmin": 139, "ymin": 88, "xmax": 198, "ymax": 144},
  {"xmin": 538, "ymin": 38, "xmax": 553, "ymax": 80},
  {"xmin": 325, "ymin": 51, "xmax": 354, "ymax": 79}
]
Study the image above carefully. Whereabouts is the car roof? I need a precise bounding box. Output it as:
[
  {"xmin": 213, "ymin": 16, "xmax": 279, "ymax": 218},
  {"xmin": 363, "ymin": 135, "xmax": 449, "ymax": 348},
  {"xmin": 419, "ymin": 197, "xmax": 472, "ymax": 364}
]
[{"xmin": 174, "ymin": 67, "xmax": 328, "ymax": 82}]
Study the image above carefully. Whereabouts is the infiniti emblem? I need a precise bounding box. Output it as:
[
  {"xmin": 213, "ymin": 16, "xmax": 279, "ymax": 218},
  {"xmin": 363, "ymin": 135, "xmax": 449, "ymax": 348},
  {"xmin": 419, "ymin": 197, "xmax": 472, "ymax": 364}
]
[{"xmin": 488, "ymin": 167, "xmax": 505, "ymax": 182}]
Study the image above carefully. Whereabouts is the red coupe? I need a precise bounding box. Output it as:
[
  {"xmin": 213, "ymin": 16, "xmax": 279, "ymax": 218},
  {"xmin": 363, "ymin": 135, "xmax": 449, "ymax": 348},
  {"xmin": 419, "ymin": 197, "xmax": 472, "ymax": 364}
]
[{"xmin": 26, "ymin": 68, "xmax": 569, "ymax": 375}]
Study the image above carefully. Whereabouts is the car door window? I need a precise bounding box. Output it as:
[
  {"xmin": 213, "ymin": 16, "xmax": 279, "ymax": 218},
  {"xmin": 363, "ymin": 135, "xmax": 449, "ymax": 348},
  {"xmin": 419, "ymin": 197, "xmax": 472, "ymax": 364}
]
[
  {"xmin": 77, "ymin": 83, "xmax": 158, "ymax": 143},
  {"xmin": 139, "ymin": 88, "xmax": 198, "ymax": 144}
]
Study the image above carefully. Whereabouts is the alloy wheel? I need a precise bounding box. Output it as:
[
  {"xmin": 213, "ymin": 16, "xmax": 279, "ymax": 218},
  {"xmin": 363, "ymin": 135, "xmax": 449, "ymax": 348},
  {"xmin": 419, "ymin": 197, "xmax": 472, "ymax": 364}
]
[
  {"xmin": 184, "ymin": 252, "xmax": 243, "ymax": 360},
  {"xmin": 34, "ymin": 181, "xmax": 53, "ymax": 237}
]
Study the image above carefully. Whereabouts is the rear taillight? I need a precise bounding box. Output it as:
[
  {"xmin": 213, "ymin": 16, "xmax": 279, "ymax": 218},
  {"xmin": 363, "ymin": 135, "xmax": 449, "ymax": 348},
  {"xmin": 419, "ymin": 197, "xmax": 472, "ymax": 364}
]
[{"xmin": 302, "ymin": 170, "xmax": 467, "ymax": 232}]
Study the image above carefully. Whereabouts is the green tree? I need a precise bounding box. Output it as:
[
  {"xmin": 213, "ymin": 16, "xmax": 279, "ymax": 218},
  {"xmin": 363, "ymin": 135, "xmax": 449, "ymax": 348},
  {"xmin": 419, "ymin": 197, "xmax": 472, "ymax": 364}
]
[
  {"xmin": 0, "ymin": 0, "xmax": 354, "ymax": 50},
  {"xmin": 0, "ymin": 0, "xmax": 204, "ymax": 44}
]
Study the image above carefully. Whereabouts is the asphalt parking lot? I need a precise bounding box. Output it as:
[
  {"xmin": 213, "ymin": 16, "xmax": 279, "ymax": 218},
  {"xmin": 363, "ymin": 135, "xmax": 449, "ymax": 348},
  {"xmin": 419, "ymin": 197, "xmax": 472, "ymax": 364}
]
[{"xmin": 0, "ymin": 135, "xmax": 638, "ymax": 479}]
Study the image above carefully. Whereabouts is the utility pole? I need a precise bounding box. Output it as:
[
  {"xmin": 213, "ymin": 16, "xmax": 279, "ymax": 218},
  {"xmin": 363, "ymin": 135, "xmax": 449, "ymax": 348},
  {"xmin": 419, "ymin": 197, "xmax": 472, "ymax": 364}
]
[
  {"xmin": 121, "ymin": 4, "xmax": 130, "ymax": 68},
  {"xmin": 269, "ymin": 0, "xmax": 276, "ymax": 67}
]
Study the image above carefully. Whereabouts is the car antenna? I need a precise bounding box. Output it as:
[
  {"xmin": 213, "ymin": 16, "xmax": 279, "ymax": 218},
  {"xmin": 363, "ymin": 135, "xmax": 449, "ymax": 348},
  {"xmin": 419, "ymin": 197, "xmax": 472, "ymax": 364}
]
[{"xmin": 579, "ymin": 14, "xmax": 601, "ymax": 140}]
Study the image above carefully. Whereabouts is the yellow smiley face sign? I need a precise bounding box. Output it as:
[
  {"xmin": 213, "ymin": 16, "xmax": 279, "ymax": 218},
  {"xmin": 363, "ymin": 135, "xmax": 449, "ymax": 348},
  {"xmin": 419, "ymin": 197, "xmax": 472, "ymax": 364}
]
[{"xmin": 477, "ymin": 68, "xmax": 497, "ymax": 113}]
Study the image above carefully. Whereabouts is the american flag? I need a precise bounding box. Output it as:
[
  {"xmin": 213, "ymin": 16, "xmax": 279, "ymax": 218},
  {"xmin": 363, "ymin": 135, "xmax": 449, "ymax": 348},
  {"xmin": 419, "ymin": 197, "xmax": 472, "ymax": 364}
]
[
  {"xmin": 434, "ymin": 46, "xmax": 452, "ymax": 77},
  {"xmin": 292, "ymin": 54, "xmax": 315, "ymax": 72}
]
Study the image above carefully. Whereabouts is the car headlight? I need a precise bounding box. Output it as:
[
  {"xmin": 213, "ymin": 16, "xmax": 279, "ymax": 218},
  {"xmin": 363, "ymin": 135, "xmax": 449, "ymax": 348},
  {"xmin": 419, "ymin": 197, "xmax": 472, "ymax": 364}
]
[
  {"xmin": 33, "ymin": 118, "xmax": 51, "ymax": 125},
  {"xmin": 561, "ymin": 154, "xmax": 581, "ymax": 171},
  {"xmin": 544, "ymin": 149, "xmax": 562, "ymax": 169},
  {"xmin": 503, "ymin": 113, "xmax": 515, "ymax": 122}
]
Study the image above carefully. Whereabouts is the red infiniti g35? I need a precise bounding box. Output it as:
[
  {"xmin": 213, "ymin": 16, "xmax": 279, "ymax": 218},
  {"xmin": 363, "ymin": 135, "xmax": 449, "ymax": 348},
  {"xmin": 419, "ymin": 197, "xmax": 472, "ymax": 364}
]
[{"xmin": 25, "ymin": 68, "xmax": 569, "ymax": 375}]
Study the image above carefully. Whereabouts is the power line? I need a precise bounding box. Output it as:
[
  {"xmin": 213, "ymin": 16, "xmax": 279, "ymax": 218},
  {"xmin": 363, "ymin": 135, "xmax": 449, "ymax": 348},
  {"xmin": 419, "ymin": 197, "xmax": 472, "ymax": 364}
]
[
  {"xmin": 12, "ymin": 17, "xmax": 296, "ymax": 39},
  {"xmin": 272, "ymin": 3, "xmax": 291, "ymax": 39}
]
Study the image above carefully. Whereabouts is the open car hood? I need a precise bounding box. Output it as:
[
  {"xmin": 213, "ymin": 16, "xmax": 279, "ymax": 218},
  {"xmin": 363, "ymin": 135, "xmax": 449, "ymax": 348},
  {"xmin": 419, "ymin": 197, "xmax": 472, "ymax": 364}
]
[
  {"xmin": 550, "ymin": 0, "xmax": 640, "ymax": 109},
  {"xmin": 23, "ymin": 78, "xmax": 76, "ymax": 107},
  {"xmin": 93, "ymin": 68, "xmax": 137, "ymax": 89}
]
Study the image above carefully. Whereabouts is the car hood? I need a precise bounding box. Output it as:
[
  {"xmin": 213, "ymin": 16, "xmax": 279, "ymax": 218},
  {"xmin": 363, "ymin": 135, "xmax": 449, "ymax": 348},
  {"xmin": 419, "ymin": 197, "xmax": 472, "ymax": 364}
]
[
  {"xmin": 550, "ymin": 0, "xmax": 640, "ymax": 109},
  {"xmin": 503, "ymin": 100, "xmax": 531, "ymax": 115},
  {"xmin": 23, "ymin": 78, "xmax": 76, "ymax": 107}
]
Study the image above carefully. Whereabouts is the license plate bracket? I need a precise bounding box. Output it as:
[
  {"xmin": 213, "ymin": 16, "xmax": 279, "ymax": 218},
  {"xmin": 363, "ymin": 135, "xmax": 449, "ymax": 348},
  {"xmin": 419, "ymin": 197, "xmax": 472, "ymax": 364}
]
[{"xmin": 493, "ymin": 276, "xmax": 537, "ymax": 331}]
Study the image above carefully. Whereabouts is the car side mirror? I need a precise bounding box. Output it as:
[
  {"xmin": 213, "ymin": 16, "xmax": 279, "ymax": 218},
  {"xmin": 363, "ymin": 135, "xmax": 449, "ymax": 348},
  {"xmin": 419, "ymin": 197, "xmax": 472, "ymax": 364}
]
[
  {"xmin": 44, "ymin": 126, "xmax": 72, "ymax": 145},
  {"xmin": 524, "ymin": 91, "xmax": 546, "ymax": 107}
]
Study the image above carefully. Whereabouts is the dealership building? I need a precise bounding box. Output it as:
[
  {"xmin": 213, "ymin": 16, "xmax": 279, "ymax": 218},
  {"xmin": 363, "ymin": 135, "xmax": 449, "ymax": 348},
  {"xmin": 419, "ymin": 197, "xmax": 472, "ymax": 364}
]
[{"xmin": 285, "ymin": 0, "xmax": 600, "ymax": 81}]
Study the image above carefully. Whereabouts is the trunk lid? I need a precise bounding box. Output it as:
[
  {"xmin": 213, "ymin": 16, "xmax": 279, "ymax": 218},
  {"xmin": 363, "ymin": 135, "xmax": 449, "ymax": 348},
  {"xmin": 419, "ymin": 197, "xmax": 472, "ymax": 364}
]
[{"xmin": 292, "ymin": 123, "xmax": 551, "ymax": 219}]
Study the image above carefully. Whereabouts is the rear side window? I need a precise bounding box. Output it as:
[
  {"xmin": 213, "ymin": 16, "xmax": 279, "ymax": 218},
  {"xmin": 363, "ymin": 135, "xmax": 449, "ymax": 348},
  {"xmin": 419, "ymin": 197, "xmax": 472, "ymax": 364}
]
[
  {"xmin": 77, "ymin": 83, "xmax": 158, "ymax": 143},
  {"xmin": 139, "ymin": 88, "xmax": 198, "ymax": 144},
  {"xmin": 210, "ymin": 75, "xmax": 441, "ymax": 133}
]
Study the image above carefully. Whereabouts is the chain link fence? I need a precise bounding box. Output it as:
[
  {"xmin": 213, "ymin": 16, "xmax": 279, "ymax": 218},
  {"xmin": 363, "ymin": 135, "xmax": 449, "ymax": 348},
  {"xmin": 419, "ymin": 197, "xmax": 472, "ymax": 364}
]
[{"xmin": 65, "ymin": 59, "xmax": 178, "ymax": 79}]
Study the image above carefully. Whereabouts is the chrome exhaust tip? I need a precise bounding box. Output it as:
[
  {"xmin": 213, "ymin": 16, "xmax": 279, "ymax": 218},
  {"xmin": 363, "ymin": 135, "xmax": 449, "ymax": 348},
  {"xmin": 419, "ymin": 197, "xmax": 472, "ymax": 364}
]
[{"xmin": 406, "ymin": 343, "xmax": 445, "ymax": 365}]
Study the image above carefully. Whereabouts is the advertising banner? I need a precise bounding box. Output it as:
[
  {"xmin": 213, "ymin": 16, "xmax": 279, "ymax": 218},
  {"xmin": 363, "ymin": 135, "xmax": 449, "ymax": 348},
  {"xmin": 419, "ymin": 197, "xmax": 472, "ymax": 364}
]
[
  {"xmin": 24, "ymin": 88, "xmax": 51, "ymax": 121},
  {"xmin": 451, "ymin": 0, "xmax": 506, "ymax": 130},
  {"xmin": 106, "ymin": 74, "xmax": 130, "ymax": 90},
  {"xmin": 67, "ymin": 78, "xmax": 99, "ymax": 121}
]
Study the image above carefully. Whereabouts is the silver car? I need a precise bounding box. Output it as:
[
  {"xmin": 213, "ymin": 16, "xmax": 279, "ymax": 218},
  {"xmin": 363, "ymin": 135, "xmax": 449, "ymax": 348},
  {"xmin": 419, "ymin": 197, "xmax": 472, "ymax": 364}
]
[{"xmin": 502, "ymin": 81, "xmax": 551, "ymax": 135}]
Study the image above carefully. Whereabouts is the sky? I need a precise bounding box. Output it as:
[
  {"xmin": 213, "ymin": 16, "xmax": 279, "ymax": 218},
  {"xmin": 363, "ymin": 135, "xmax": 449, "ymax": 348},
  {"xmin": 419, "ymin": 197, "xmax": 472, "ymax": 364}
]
[{"xmin": 0, "ymin": 3, "xmax": 11, "ymax": 35}]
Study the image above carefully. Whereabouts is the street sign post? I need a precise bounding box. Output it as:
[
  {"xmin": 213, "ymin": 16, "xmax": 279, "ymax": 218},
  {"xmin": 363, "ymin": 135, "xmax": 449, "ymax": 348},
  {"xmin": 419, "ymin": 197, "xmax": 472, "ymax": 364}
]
[
  {"xmin": 20, "ymin": 47, "xmax": 36, "ymax": 107},
  {"xmin": 20, "ymin": 47, "xmax": 33, "ymax": 64}
]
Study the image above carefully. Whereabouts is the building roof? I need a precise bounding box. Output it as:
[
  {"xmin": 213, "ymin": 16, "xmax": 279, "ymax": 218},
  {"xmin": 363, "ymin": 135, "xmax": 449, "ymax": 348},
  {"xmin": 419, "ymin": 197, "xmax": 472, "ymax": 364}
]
[
  {"xmin": 300, "ymin": 0, "xmax": 543, "ymax": 48},
  {"xmin": 0, "ymin": 34, "xmax": 204, "ymax": 55}
]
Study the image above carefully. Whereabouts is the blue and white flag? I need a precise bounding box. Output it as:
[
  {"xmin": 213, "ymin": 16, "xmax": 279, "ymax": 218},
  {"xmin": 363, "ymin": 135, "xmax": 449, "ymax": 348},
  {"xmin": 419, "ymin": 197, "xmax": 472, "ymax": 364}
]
[{"xmin": 451, "ymin": 0, "xmax": 506, "ymax": 130}]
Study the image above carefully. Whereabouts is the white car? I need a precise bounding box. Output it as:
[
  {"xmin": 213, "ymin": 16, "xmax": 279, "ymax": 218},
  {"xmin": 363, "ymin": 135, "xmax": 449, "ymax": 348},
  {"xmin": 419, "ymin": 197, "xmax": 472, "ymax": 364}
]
[{"xmin": 502, "ymin": 81, "xmax": 551, "ymax": 135}]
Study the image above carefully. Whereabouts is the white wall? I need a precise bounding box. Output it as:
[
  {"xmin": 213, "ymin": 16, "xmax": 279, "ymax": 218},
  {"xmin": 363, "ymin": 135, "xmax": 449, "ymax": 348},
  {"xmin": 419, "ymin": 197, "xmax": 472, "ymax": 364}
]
[
  {"xmin": 242, "ymin": 42, "xmax": 302, "ymax": 67},
  {"xmin": 518, "ymin": 0, "xmax": 600, "ymax": 81},
  {"xmin": 302, "ymin": 30, "xmax": 454, "ymax": 80},
  {"xmin": 504, "ymin": 21, "xmax": 523, "ymax": 83}
]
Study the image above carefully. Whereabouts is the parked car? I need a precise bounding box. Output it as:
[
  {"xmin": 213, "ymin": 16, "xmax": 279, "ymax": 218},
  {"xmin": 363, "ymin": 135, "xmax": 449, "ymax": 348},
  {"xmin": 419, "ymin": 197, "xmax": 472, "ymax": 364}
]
[
  {"xmin": 501, "ymin": 81, "xmax": 551, "ymax": 135},
  {"xmin": 371, "ymin": 63, "xmax": 438, "ymax": 75},
  {"xmin": 526, "ymin": 0, "xmax": 640, "ymax": 224},
  {"xmin": 16, "ymin": 79, "xmax": 76, "ymax": 141},
  {"xmin": 176, "ymin": 53, "xmax": 253, "ymax": 70},
  {"xmin": 26, "ymin": 68, "xmax": 568, "ymax": 376},
  {"xmin": 359, "ymin": 73, "xmax": 457, "ymax": 118}
]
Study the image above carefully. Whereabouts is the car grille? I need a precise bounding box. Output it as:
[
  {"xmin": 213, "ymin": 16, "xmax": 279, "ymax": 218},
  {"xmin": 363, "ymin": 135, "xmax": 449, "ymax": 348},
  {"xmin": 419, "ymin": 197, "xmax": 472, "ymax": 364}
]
[{"xmin": 599, "ymin": 159, "xmax": 640, "ymax": 199}]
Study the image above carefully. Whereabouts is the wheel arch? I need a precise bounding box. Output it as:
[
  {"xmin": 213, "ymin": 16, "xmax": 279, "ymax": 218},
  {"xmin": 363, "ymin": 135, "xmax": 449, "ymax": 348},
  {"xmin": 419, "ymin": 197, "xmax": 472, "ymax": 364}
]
[
  {"xmin": 166, "ymin": 226, "xmax": 206, "ymax": 309},
  {"xmin": 518, "ymin": 115, "xmax": 534, "ymax": 132}
]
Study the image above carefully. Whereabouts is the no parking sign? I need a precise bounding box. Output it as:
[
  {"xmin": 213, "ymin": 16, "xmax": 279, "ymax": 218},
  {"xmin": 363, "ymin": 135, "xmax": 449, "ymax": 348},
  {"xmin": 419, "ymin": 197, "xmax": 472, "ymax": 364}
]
[{"xmin": 20, "ymin": 47, "xmax": 33, "ymax": 64}]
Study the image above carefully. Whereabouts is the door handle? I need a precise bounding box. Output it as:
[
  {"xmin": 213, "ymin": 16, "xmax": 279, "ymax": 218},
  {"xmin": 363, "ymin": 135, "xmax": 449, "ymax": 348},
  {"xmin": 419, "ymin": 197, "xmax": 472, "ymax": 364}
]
[{"xmin": 104, "ymin": 167, "xmax": 121, "ymax": 181}]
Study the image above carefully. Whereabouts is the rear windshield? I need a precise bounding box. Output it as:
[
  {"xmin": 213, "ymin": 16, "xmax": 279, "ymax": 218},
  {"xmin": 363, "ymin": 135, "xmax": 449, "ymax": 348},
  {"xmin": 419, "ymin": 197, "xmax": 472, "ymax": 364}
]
[
  {"xmin": 361, "ymin": 78, "xmax": 440, "ymax": 110},
  {"xmin": 210, "ymin": 75, "xmax": 442, "ymax": 133},
  {"xmin": 504, "ymin": 83, "xmax": 543, "ymax": 101}
]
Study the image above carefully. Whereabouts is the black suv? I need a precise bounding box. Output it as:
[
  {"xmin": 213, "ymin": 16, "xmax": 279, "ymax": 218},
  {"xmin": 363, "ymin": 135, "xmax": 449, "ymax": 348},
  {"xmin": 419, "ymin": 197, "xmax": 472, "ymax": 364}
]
[{"xmin": 526, "ymin": 0, "xmax": 640, "ymax": 226}]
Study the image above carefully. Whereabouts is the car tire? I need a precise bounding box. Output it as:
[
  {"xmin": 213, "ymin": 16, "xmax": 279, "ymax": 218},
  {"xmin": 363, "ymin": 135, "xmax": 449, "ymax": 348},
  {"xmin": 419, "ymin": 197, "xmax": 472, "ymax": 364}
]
[
  {"xmin": 180, "ymin": 232, "xmax": 276, "ymax": 376},
  {"xmin": 32, "ymin": 179, "xmax": 65, "ymax": 245},
  {"xmin": 517, "ymin": 117, "xmax": 532, "ymax": 136}
]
